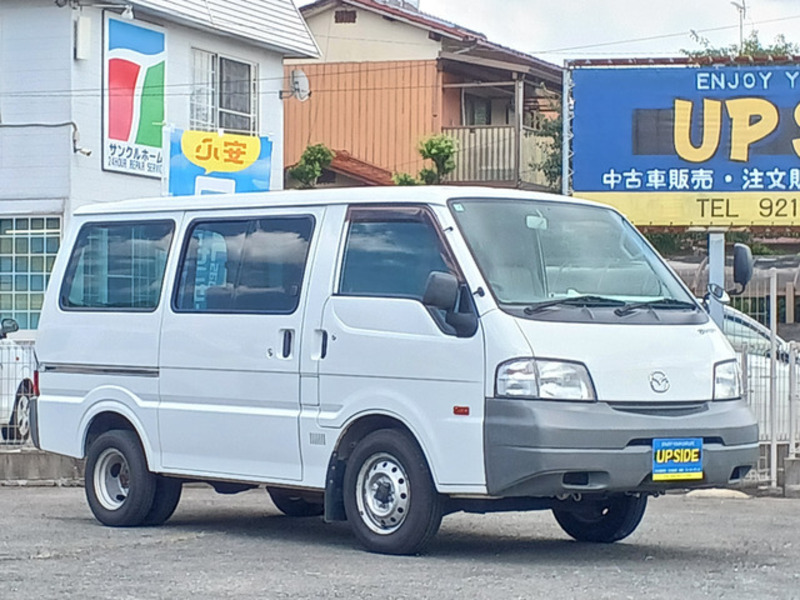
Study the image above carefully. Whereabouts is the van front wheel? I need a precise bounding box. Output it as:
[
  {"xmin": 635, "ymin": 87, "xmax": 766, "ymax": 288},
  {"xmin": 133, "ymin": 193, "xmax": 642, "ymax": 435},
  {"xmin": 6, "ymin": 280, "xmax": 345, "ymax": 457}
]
[
  {"xmin": 343, "ymin": 429, "xmax": 443, "ymax": 555},
  {"xmin": 85, "ymin": 430, "xmax": 157, "ymax": 527},
  {"xmin": 552, "ymin": 494, "xmax": 648, "ymax": 543}
]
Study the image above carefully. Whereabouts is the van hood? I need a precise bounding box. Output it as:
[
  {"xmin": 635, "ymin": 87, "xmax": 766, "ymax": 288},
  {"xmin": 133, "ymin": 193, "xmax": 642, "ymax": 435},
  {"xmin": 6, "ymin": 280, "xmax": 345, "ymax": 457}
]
[{"xmin": 513, "ymin": 319, "xmax": 736, "ymax": 402}]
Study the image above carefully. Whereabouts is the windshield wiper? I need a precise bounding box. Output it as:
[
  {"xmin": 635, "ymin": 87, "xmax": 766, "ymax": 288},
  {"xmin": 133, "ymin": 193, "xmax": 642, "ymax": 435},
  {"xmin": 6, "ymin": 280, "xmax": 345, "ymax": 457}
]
[
  {"xmin": 524, "ymin": 295, "xmax": 626, "ymax": 314},
  {"xmin": 614, "ymin": 298, "xmax": 699, "ymax": 317}
]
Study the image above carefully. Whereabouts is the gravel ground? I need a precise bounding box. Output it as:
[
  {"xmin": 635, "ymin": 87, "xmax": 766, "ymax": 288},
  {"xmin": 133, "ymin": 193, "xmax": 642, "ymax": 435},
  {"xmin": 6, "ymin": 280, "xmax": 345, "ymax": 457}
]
[{"xmin": 0, "ymin": 486, "xmax": 798, "ymax": 599}]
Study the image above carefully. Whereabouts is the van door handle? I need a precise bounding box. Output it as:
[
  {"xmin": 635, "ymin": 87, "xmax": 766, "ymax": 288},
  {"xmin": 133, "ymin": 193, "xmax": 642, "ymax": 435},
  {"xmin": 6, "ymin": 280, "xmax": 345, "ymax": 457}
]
[
  {"xmin": 320, "ymin": 330, "xmax": 328, "ymax": 359},
  {"xmin": 281, "ymin": 329, "xmax": 294, "ymax": 359}
]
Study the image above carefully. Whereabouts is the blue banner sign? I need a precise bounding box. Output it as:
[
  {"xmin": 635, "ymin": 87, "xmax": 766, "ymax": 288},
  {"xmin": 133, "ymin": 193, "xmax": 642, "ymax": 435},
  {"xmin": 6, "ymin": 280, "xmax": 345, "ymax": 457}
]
[{"xmin": 571, "ymin": 66, "xmax": 800, "ymax": 226}]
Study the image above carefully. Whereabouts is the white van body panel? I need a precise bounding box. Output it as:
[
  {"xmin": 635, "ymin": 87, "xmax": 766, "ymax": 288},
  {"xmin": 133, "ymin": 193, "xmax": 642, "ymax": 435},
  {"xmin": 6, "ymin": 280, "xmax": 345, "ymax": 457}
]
[
  {"xmin": 514, "ymin": 320, "xmax": 735, "ymax": 402},
  {"xmin": 36, "ymin": 211, "xmax": 182, "ymax": 462},
  {"xmin": 157, "ymin": 206, "xmax": 327, "ymax": 482},
  {"xmin": 316, "ymin": 294, "xmax": 486, "ymax": 487},
  {"xmin": 38, "ymin": 380, "xmax": 159, "ymax": 464}
]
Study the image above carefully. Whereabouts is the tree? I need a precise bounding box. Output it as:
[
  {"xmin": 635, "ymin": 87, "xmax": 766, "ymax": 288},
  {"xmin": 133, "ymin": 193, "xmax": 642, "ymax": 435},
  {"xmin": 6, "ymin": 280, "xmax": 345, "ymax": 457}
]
[
  {"xmin": 288, "ymin": 143, "xmax": 334, "ymax": 188},
  {"xmin": 682, "ymin": 30, "xmax": 799, "ymax": 60},
  {"xmin": 531, "ymin": 114, "xmax": 562, "ymax": 192},
  {"xmin": 393, "ymin": 134, "xmax": 457, "ymax": 185}
]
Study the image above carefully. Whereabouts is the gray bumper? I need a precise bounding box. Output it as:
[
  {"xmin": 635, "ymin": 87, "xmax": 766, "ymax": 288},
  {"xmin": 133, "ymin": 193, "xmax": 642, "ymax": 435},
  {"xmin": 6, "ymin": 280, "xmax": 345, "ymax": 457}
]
[{"xmin": 485, "ymin": 397, "xmax": 758, "ymax": 497}]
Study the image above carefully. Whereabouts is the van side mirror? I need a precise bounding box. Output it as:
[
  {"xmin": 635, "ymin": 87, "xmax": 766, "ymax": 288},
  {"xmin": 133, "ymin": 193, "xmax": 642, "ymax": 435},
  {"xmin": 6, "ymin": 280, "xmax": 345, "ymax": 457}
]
[
  {"xmin": 731, "ymin": 243, "xmax": 753, "ymax": 295},
  {"xmin": 423, "ymin": 272, "xmax": 478, "ymax": 338},
  {"xmin": 0, "ymin": 318, "xmax": 18, "ymax": 339},
  {"xmin": 423, "ymin": 271, "xmax": 459, "ymax": 312}
]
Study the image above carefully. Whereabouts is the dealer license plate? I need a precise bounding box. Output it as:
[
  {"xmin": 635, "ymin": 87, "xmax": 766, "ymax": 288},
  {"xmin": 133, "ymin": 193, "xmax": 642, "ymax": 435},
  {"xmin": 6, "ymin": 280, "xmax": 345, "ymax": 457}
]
[{"xmin": 652, "ymin": 438, "xmax": 703, "ymax": 481}]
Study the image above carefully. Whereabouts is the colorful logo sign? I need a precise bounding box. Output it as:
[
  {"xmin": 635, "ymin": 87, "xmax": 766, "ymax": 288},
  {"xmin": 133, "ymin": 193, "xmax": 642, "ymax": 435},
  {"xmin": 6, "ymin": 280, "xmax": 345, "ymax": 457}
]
[
  {"xmin": 168, "ymin": 129, "xmax": 273, "ymax": 196},
  {"xmin": 103, "ymin": 17, "xmax": 165, "ymax": 178},
  {"xmin": 572, "ymin": 66, "xmax": 800, "ymax": 226}
]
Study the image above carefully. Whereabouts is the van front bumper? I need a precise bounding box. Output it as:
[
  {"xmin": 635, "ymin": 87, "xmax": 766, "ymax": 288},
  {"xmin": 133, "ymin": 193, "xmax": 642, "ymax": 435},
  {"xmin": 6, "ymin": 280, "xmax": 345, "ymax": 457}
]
[{"xmin": 484, "ymin": 397, "xmax": 758, "ymax": 497}]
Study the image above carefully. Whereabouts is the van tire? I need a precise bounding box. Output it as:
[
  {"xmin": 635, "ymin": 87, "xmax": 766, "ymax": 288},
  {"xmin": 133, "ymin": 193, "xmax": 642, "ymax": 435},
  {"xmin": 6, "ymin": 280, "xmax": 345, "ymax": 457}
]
[
  {"xmin": 343, "ymin": 429, "xmax": 443, "ymax": 555},
  {"xmin": 267, "ymin": 487, "xmax": 324, "ymax": 517},
  {"xmin": 85, "ymin": 430, "xmax": 157, "ymax": 527},
  {"xmin": 142, "ymin": 476, "xmax": 183, "ymax": 526},
  {"xmin": 552, "ymin": 494, "xmax": 648, "ymax": 543}
]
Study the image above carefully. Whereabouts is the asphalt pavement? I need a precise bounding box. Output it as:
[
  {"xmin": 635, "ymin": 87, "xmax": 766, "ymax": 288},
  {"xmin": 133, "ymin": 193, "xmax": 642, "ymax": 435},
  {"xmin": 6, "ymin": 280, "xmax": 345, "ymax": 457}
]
[{"xmin": 1, "ymin": 486, "xmax": 798, "ymax": 599}]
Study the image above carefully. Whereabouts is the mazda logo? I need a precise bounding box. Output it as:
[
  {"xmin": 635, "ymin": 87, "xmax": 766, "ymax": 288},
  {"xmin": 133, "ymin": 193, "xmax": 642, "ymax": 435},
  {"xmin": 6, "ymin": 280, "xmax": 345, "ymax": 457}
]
[{"xmin": 649, "ymin": 371, "xmax": 670, "ymax": 393}]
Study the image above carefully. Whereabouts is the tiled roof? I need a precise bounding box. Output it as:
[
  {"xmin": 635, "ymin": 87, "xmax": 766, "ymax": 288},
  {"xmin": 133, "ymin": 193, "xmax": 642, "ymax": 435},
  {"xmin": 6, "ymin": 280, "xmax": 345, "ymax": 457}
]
[
  {"xmin": 126, "ymin": 0, "xmax": 319, "ymax": 57},
  {"xmin": 301, "ymin": 0, "xmax": 559, "ymax": 73},
  {"xmin": 328, "ymin": 150, "xmax": 395, "ymax": 185}
]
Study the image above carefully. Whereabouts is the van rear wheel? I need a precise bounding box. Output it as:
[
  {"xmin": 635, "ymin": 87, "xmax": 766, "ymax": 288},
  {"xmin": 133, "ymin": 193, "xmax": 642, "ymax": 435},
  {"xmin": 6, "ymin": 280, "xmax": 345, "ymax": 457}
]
[
  {"xmin": 85, "ymin": 430, "xmax": 157, "ymax": 527},
  {"xmin": 552, "ymin": 494, "xmax": 648, "ymax": 543},
  {"xmin": 343, "ymin": 429, "xmax": 443, "ymax": 555},
  {"xmin": 142, "ymin": 476, "xmax": 183, "ymax": 526}
]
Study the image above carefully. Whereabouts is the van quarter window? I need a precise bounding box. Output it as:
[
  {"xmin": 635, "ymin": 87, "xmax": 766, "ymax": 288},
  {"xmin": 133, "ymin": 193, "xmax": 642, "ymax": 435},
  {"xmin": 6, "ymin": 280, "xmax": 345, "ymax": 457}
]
[
  {"xmin": 59, "ymin": 221, "xmax": 174, "ymax": 311},
  {"xmin": 174, "ymin": 216, "xmax": 314, "ymax": 314},
  {"xmin": 339, "ymin": 207, "xmax": 455, "ymax": 299}
]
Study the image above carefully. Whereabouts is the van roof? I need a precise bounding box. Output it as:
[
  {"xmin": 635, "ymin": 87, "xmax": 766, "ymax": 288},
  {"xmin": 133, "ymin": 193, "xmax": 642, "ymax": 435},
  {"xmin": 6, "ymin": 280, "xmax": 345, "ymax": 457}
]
[{"xmin": 73, "ymin": 186, "xmax": 608, "ymax": 216}]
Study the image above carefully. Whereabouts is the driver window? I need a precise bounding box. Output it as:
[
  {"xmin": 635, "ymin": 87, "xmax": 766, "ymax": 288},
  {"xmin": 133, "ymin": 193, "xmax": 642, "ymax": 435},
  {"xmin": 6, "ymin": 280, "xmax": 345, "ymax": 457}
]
[{"xmin": 339, "ymin": 208, "xmax": 453, "ymax": 300}]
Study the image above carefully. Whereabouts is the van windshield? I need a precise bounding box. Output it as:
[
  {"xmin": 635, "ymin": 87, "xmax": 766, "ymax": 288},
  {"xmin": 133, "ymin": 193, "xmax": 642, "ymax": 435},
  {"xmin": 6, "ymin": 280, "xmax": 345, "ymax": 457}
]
[{"xmin": 449, "ymin": 198, "xmax": 703, "ymax": 324}]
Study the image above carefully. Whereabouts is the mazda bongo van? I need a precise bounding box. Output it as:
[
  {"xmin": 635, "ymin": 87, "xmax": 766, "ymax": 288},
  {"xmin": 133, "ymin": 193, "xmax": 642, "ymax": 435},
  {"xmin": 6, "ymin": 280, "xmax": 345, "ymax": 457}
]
[{"xmin": 32, "ymin": 186, "xmax": 758, "ymax": 554}]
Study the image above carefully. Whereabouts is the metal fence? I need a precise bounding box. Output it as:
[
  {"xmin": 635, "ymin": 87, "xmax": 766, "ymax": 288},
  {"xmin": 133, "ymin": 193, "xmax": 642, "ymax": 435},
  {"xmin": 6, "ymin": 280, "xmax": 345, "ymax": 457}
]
[
  {"xmin": 671, "ymin": 258, "xmax": 800, "ymax": 486},
  {"xmin": 0, "ymin": 339, "xmax": 36, "ymax": 448}
]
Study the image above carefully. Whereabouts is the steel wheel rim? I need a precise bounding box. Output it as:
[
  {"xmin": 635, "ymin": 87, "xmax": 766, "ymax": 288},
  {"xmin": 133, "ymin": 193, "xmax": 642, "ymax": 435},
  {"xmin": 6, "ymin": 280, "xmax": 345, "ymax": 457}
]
[
  {"xmin": 355, "ymin": 452, "xmax": 410, "ymax": 535},
  {"xmin": 94, "ymin": 448, "xmax": 130, "ymax": 511},
  {"xmin": 15, "ymin": 394, "xmax": 30, "ymax": 438}
]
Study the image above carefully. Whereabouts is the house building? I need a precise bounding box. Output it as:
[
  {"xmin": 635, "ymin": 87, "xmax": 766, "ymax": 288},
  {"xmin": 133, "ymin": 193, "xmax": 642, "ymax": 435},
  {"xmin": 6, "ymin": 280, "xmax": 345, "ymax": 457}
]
[
  {"xmin": 0, "ymin": 0, "xmax": 317, "ymax": 334},
  {"xmin": 285, "ymin": 0, "xmax": 562, "ymax": 189}
]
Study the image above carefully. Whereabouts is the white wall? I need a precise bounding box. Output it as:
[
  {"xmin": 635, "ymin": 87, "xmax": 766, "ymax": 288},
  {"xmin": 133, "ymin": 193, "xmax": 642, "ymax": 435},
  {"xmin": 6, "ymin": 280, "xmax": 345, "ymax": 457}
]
[
  {"xmin": 0, "ymin": 2, "xmax": 287, "ymax": 223},
  {"xmin": 0, "ymin": 0, "xmax": 72, "ymax": 213},
  {"xmin": 301, "ymin": 7, "xmax": 440, "ymax": 63}
]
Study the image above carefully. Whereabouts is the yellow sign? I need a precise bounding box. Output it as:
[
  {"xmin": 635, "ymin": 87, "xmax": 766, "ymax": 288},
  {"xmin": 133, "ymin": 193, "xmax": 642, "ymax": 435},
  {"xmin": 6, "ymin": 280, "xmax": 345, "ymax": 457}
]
[
  {"xmin": 579, "ymin": 192, "xmax": 800, "ymax": 227},
  {"xmin": 181, "ymin": 131, "xmax": 261, "ymax": 174}
]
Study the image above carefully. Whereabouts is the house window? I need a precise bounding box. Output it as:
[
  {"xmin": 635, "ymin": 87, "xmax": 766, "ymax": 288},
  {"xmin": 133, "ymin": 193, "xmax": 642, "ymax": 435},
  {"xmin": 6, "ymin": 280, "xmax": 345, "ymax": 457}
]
[
  {"xmin": 464, "ymin": 94, "xmax": 492, "ymax": 126},
  {"xmin": 191, "ymin": 49, "xmax": 258, "ymax": 135},
  {"xmin": 0, "ymin": 217, "xmax": 61, "ymax": 329},
  {"xmin": 334, "ymin": 9, "xmax": 357, "ymax": 23}
]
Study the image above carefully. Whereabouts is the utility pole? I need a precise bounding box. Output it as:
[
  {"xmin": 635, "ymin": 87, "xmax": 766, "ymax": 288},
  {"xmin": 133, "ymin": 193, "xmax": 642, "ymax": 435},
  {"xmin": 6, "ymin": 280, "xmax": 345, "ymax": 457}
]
[{"xmin": 732, "ymin": 0, "xmax": 747, "ymax": 51}]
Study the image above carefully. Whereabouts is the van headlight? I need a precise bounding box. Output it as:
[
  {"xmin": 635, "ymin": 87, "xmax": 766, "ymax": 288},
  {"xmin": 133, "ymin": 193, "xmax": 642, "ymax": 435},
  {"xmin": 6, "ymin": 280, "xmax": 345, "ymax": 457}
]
[
  {"xmin": 496, "ymin": 358, "xmax": 596, "ymax": 401},
  {"xmin": 713, "ymin": 359, "xmax": 742, "ymax": 400}
]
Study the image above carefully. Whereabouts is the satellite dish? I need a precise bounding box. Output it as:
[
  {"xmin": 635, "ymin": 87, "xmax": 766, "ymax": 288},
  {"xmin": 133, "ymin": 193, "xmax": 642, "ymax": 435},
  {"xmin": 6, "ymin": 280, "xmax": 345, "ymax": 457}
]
[{"xmin": 290, "ymin": 69, "xmax": 311, "ymax": 102}]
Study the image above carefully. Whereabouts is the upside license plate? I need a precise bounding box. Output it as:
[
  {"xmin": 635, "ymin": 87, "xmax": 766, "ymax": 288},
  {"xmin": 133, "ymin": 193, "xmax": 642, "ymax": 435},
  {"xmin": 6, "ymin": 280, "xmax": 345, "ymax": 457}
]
[{"xmin": 652, "ymin": 438, "xmax": 703, "ymax": 481}]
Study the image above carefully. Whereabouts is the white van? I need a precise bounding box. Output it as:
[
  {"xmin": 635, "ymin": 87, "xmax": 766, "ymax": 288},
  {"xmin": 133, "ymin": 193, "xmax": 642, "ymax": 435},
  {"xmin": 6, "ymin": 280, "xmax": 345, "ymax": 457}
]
[{"xmin": 32, "ymin": 187, "xmax": 758, "ymax": 554}]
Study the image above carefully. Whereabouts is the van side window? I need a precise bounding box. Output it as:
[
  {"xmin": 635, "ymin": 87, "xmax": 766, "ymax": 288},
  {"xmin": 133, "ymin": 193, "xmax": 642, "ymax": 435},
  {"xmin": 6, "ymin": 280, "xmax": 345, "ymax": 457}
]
[
  {"xmin": 339, "ymin": 208, "xmax": 453, "ymax": 299},
  {"xmin": 174, "ymin": 216, "xmax": 314, "ymax": 314},
  {"xmin": 60, "ymin": 221, "xmax": 174, "ymax": 311}
]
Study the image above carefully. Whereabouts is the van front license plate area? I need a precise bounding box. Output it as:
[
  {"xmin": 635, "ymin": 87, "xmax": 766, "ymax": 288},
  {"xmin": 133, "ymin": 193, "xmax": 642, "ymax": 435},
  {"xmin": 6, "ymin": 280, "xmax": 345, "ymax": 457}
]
[{"xmin": 652, "ymin": 438, "xmax": 703, "ymax": 481}]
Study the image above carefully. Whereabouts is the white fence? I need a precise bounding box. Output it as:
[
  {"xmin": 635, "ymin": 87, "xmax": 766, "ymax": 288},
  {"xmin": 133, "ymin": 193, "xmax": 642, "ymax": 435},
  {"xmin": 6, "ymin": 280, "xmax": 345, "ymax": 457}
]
[
  {"xmin": 673, "ymin": 259, "xmax": 800, "ymax": 486},
  {"xmin": 0, "ymin": 340, "xmax": 36, "ymax": 446}
]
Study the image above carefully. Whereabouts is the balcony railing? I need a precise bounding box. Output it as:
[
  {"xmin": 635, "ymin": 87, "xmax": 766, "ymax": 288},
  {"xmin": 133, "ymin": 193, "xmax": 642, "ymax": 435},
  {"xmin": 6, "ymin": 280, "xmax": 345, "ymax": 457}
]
[{"xmin": 442, "ymin": 125, "xmax": 552, "ymax": 188}]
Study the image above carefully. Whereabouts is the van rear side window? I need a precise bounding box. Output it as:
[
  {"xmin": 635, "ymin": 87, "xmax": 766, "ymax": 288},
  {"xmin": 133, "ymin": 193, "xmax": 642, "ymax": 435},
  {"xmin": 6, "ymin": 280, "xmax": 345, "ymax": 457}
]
[
  {"xmin": 174, "ymin": 216, "xmax": 314, "ymax": 314},
  {"xmin": 60, "ymin": 221, "xmax": 174, "ymax": 311}
]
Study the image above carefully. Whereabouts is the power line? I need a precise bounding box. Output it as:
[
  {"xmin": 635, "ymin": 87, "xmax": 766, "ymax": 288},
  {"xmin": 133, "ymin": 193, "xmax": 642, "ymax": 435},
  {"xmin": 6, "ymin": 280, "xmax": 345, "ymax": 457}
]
[{"xmin": 530, "ymin": 13, "xmax": 800, "ymax": 55}]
